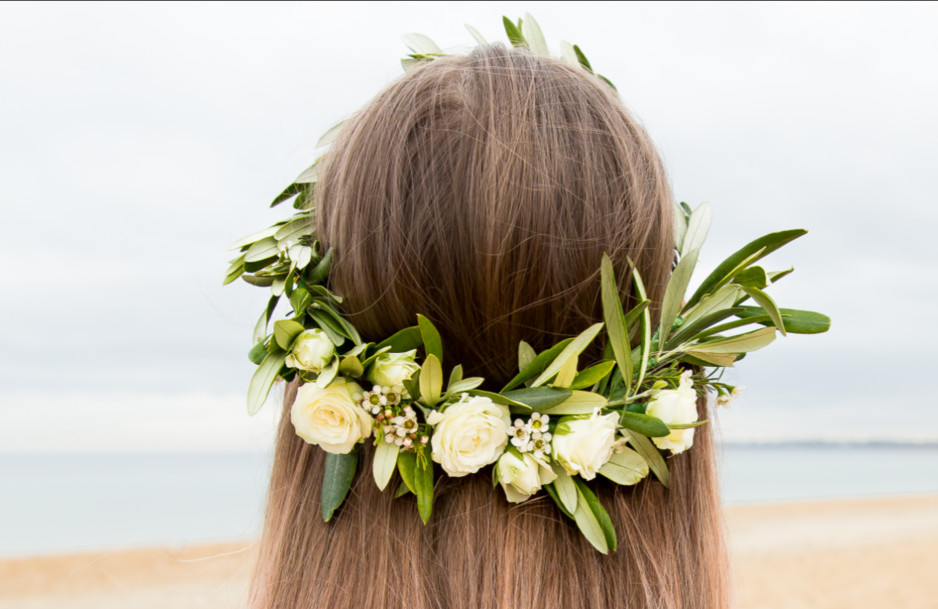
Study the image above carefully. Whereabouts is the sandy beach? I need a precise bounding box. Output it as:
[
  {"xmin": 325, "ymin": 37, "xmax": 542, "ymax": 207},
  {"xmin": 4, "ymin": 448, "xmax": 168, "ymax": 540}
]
[{"xmin": 2, "ymin": 495, "xmax": 935, "ymax": 609}]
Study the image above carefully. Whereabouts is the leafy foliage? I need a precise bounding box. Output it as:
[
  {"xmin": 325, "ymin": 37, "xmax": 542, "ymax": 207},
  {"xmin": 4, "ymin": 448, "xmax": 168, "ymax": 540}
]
[{"xmin": 224, "ymin": 16, "xmax": 829, "ymax": 553}]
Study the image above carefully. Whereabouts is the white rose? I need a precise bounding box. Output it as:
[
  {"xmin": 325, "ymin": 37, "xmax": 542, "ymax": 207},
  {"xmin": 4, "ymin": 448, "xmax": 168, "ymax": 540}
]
[
  {"xmin": 290, "ymin": 377, "xmax": 372, "ymax": 454},
  {"xmin": 645, "ymin": 369, "xmax": 698, "ymax": 454},
  {"xmin": 426, "ymin": 395, "xmax": 511, "ymax": 477},
  {"xmin": 496, "ymin": 451, "xmax": 557, "ymax": 503},
  {"xmin": 552, "ymin": 411, "xmax": 619, "ymax": 480},
  {"xmin": 285, "ymin": 329, "xmax": 335, "ymax": 372},
  {"xmin": 369, "ymin": 350, "xmax": 420, "ymax": 388}
]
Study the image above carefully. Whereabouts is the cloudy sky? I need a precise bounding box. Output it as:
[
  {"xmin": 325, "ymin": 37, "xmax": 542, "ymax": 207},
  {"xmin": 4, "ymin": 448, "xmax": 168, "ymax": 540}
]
[{"xmin": 1, "ymin": 1, "xmax": 936, "ymax": 452}]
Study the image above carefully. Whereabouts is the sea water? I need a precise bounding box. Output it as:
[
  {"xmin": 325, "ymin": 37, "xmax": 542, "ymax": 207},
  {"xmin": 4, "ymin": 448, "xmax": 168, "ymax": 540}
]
[{"xmin": 1, "ymin": 445, "xmax": 936, "ymax": 557}]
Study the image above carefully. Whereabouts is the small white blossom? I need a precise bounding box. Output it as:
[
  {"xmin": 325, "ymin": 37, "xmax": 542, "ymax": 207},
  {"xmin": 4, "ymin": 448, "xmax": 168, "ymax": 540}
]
[
  {"xmin": 529, "ymin": 429, "xmax": 552, "ymax": 460},
  {"xmin": 508, "ymin": 413, "xmax": 554, "ymax": 459},
  {"xmin": 383, "ymin": 405, "xmax": 420, "ymax": 448},
  {"xmin": 529, "ymin": 412, "xmax": 549, "ymax": 431},
  {"xmin": 509, "ymin": 419, "xmax": 530, "ymax": 448},
  {"xmin": 385, "ymin": 386, "xmax": 404, "ymax": 406}
]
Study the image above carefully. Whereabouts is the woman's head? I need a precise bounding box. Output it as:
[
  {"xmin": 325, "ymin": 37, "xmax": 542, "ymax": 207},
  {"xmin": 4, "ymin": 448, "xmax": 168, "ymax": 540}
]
[
  {"xmin": 317, "ymin": 45, "xmax": 674, "ymax": 384},
  {"xmin": 253, "ymin": 44, "xmax": 728, "ymax": 609}
]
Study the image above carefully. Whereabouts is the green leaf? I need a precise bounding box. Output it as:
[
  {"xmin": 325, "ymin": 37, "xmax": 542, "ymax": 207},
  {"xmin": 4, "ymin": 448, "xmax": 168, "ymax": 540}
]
[
  {"xmin": 690, "ymin": 326, "xmax": 777, "ymax": 354},
  {"xmin": 631, "ymin": 266, "xmax": 652, "ymax": 393},
  {"xmin": 665, "ymin": 306, "xmax": 746, "ymax": 348},
  {"xmin": 531, "ymin": 323, "xmax": 603, "ymax": 387},
  {"xmin": 447, "ymin": 377, "xmax": 485, "ymax": 394},
  {"xmin": 572, "ymin": 44, "xmax": 592, "ymax": 72},
  {"xmin": 570, "ymin": 360, "xmax": 615, "ymax": 390},
  {"xmin": 469, "ymin": 390, "xmax": 533, "ymax": 412},
  {"xmin": 598, "ymin": 74, "xmax": 617, "ymax": 91},
  {"xmin": 414, "ymin": 454, "xmax": 434, "ymax": 524},
  {"xmin": 314, "ymin": 357, "xmax": 339, "ymax": 388},
  {"xmin": 402, "ymin": 32, "xmax": 442, "ymax": 54},
  {"xmin": 521, "ymin": 12, "xmax": 549, "ymax": 56},
  {"xmin": 502, "ymin": 338, "xmax": 574, "ymax": 391},
  {"xmin": 376, "ymin": 325, "xmax": 423, "ymax": 352},
  {"xmin": 673, "ymin": 201, "xmax": 689, "ymax": 252},
  {"xmin": 244, "ymin": 237, "xmax": 280, "ymax": 263},
  {"xmin": 373, "ymin": 440, "xmax": 399, "ymax": 491},
  {"xmin": 447, "ymin": 364, "xmax": 463, "ymax": 389},
  {"xmin": 270, "ymin": 183, "xmax": 302, "ymax": 208},
  {"xmin": 241, "ymin": 273, "xmax": 274, "ymax": 287},
  {"xmin": 553, "ymin": 354, "xmax": 578, "ymax": 388},
  {"xmin": 465, "ymin": 23, "xmax": 488, "ymax": 45},
  {"xmin": 518, "ymin": 340, "xmax": 536, "ymax": 373},
  {"xmin": 691, "ymin": 314, "xmax": 772, "ymax": 340},
  {"xmin": 659, "ymin": 247, "xmax": 699, "ymax": 351},
  {"xmin": 291, "ymin": 189, "xmax": 309, "ymax": 210},
  {"xmin": 501, "ymin": 387, "xmax": 572, "ymax": 410},
  {"xmin": 502, "ymin": 16, "xmax": 525, "ymax": 47},
  {"xmin": 289, "ymin": 287, "xmax": 311, "ymax": 316},
  {"xmin": 598, "ymin": 447, "xmax": 649, "ymax": 486},
  {"xmin": 741, "ymin": 286, "xmax": 787, "ymax": 336},
  {"xmin": 737, "ymin": 306, "xmax": 831, "ymax": 334},
  {"xmin": 545, "ymin": 482, "xmax": 574, "ymax": 519},
  {"xmin": 539, "ymin": 390, "xmax": 606, "ymax": 415},
  {"xmin": 305, "ymin": 248, "xmax": 333, "ymax": 286},
  {"xmin": 273, "ymin": 319, "xmax": 306, "ymax": 350},
  {"xmin": 308, "ymin": 310, "xmax": 346, "ymax": 347},
  {"xmin": 768, "ymin": 268, "xmax": 794, "ymax": 283},
  {"xmin": 619, "ymin": 411, "xmax": 670, "ymax": 438},
  {"xmin": 248, "ymin": 340, "xmax": 268, "ymax": 365},
  {"xmin": 394, "ymin": 482, "xmax": 411, "ymax": 498},
  {"xmin": 551, "ymin": 466, "xmax": 578, "ymax": 514},
  {"xmin": 321, "ymin": 447, "xmax": 359, "ymax": 522},
  {"xmin": 253, "ymin": 295, "xmax": 280, "ymax": 345},
  {"xmin": 271, "ymin": 276, "xmax": 287, "ymax": 297},
  {"xmin": 681, "ymin": 284, "xmax": 745, "ymax": 329},
  {"xmin": 419, "ymin": 354, "xmax": 443, "ymax": 406},
  {"xmin": 573, "ymin": 478, "xmax": 617, "ymax": 554},
  {"xmin": 397, "ymin": 451, "xmax": 417, "ymax": 494},
  {"xmin": 223, "ymin": 255, "xmax": 245, "ymax": 285},
  {"xmin": 247, "ymin": 352, "xmax": 286, "ymax": 416},
  {"xmin": 274, "ymin": 214, "xmax": 313, "ymax": 244},
  {"xmin": 679, "ymin": 352, "xmax": 738, "ymax": 367},
  {"xmin": 732, "ymin": 266, "xmax": 769, "ymax": 289},
  {"xmin": 686, "ymin": 229, "xmax": 807, "ymax": 308},
  {"xmin": 229, "ymin": 224, "xmax": 281, "ymax": 250},
  {"xmin": 622, "ymin": 300, "xmax": 650, "ymax": 340},
  {"xmin": 309, "ymin": 301, "xmax": 361, "ymax": 345},
  {"xmin": 316, "ymin": 120, "xmax": 345, "ymax": 148},
  {"xmin": 681, "ymin": 202, "xmax": 712, "ymax": 257},
  {"xmin": 417, "ymin": 314, "xmax": 443, "ymax": 363},
  {"xmin": 627, "ymin": 432, "xmax": 669, "ymax": 487},
  {"xmin": 600, "ymin": 254, "xmax": 633, "ymax": 395},
  {"xmin": 559, "ymin": 40, "xmax": 579, "ymax": 67},
  {"xmin": 339, "ymin": 355, "xmax": 364, "ymax": 378}
]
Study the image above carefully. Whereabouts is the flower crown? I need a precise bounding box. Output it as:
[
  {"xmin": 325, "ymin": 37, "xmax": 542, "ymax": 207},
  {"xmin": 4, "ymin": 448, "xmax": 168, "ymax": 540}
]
[{"xmin": 224, "ymin": 15, "xmax": 830, "ymax": 554}]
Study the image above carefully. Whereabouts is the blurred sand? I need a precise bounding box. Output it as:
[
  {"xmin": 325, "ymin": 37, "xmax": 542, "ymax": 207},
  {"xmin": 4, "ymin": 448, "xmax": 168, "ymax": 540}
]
[{"xmin": 2, "ymin": 495, "xmax": 936, "ymax": 609}]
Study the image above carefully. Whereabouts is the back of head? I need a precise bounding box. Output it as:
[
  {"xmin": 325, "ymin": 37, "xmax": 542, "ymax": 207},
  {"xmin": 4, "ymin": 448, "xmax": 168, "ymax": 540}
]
[{"xmin": 252, "ymin": 45, "xmax": 729, "ymax": 609}]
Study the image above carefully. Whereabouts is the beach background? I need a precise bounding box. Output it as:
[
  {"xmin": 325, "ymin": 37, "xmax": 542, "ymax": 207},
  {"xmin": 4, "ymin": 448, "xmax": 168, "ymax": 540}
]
[{"xmin": 2, "ymin": 2, "xmax": 937, "ymax": 607}]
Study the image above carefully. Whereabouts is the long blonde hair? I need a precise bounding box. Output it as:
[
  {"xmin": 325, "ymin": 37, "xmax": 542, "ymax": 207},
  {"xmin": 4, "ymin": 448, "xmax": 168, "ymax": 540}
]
[{"xmin": 251, "ymin": 45, "xmax": 729, "ymax": 609}]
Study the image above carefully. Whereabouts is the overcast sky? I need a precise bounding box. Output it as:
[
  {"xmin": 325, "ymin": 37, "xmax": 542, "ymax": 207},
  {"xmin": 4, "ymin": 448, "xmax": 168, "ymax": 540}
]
[{"xmin": 1, "ymin": 1, "xmax": 936, "ymax": 452}]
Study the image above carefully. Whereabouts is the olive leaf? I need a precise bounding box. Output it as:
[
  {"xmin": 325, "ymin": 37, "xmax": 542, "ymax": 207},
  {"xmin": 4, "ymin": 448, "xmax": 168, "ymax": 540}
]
[{"xmin": 321, "ymin": 448, "xmax": 359, "ymax": 522}]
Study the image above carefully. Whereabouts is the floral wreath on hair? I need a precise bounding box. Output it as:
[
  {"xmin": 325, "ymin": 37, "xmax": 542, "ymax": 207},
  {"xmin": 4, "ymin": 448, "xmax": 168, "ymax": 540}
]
[{"xmin": 224, "ymin": 15, "xmax": 830, "ymax": 554}]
